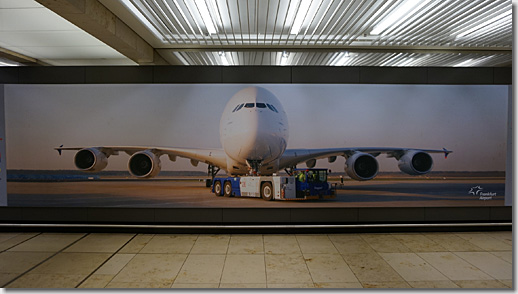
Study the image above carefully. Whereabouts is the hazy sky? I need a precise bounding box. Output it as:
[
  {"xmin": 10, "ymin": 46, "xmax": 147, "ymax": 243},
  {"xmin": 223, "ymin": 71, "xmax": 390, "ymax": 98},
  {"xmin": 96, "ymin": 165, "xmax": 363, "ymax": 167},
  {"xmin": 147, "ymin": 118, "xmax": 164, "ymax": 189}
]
[{"xmin": 4, "ymin": 83, "xmax": 509, "ymax": 172}]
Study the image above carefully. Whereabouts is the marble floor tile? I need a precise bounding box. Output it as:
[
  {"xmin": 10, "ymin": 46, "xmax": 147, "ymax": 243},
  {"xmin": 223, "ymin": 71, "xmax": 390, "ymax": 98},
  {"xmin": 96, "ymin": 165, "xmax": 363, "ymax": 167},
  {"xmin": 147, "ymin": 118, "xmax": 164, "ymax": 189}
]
[
  {"xmin": 267, "ymin": 283, "xmax": 315, "ymax": 288},
  {"xmin": 0, "ymin": 273, "xmax": 21, "ymax": 287},
  {"xmin": 106, "ymin": 281, "xmax": 172, "ymax": 288},
  {"xmin": 417, "ymin": 252, "xmax": 492, "ymax": 281},
  {"xmin": 499, "ymin": 279, "xmax": 513, "ymax": 288},
  {"xmin": 454, "ymin": 251, "xmax": 512, "ymax": 280},
  {"xmin": 296, "ymin": 235, "xmax": 338, "ymax": 254},
  {"xmin": 0, "ymin": 233, "xmax": 39, "ymax": 251},
  {"xmin": 379, "ymin": 253, "xmax": 448, "ymax": 281},
  {"xmin": 486, "ymin": 231, "xmax": 512, "ymax": 245},
  {"xmin": 139, "ymin": 235, "xmax": 197, "ymax": 254},
  {"xmin": 408, "ymin": 280, "xmax": 460, "ymax": 288},
  {"xmin": 0, "ymin": 233, "xmax": 21, "ymax": 243},
  {"xmin": 220, "ymin": 254, "xmax": 266, "ymax": 284},
  {"xmin": 118, "ymin": 234, "xmax": 154, "ymax": 254},
  {"xmin": 8, "ymin": 233, "xmax": 85, "ymax": 252},
  {"xmin": 110, "ymin": 253, "xmax": 186, "ymax": 284},
  {"xmin": 360, "ymin": 234, "xmax": 412, "ymax": 253},
  {"xmin": 328, "ymin": 234, "xmax": 375, "ymax": 254},
  {"xmin": 341, "ymin": 253, "xmax": 404, "ymax": 282},
  {"xmin": 264, "ymin": 235, "xmax": 301, "ymax": 254},
  {"xmin": 265, "ymin": 254, "xmax": 313, "ymax": 284},
  {"xmin": 94, "ymin": 253, "xmax": 135, "ymax": 275},
  {"xmin": 490, "ymin": 251, "xmax": 512, "ymax": 263},
  {"xmin": 30, "ymin": 252, "xmax": 111, "ymax": 275},
  {"xmin": 0, "ymin": 251, "xmax": 53, "ymax": 274},
  {"xmin": 391, "ymin": 234, "xmax": 447, "ymax": 252},
  {"xmin": 190, "ymin": 235, "xmax": 230, "ymax": 254},
  {"xmin": 303, "ymin": 254, "xmax": 358, "ymax": 283},
  {"xmin": 171, "ymin": 283, "xmax": 219, "ymax": 288},
  {"xmin": 219, "ymin": 283, "xmax": 267, "ymax": 288},
  {"xmin": 6, "ymin": 273, "xmax": 85, "ymax": 288},
  {"xmin": 64, "ymin": 234, "xmax": 134, "ymax": 253},
  {"xmin": 77, "ymin": 274, "xmax": 114, "ymax": 288},
  {"xmin": 227, "ymin": 235, "xmax": 264, "ymax": 255},
  {"xmin": 453, "ymin": 280, "xmax": 509, "ymax": 288},
  {"xmin": 175, "ymin": 254, "xmax": 226, "ymax": 284},
  {"xmin": 455, "ymin": 233, "xmax": 512, "ymax": 251},
  {"xmin": 422, "ymin": 233, "xmax": 483, "ymax": 252},
  {"xmin": 361, "ymin": 281, "xmax": 411, "ymax": 288},
  {"xmin": 313, "ymin": 282, "xmax": 363, "ymax": 288}
]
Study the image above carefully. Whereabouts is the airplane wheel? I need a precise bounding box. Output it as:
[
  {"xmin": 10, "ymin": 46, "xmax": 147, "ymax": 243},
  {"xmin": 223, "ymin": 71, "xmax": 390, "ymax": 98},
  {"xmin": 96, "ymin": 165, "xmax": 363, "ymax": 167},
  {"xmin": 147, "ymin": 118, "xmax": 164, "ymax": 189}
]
[
  {"xmin": 214, "ymin": 181, "xmax": 222, "ymax": 196},
  {"xmin": 223, "ymin": 181, "xmax": 233, "ymax": 197},
  {"xmin": 261, "ymin": 182, "xmax": 274, "ymax": 201}
]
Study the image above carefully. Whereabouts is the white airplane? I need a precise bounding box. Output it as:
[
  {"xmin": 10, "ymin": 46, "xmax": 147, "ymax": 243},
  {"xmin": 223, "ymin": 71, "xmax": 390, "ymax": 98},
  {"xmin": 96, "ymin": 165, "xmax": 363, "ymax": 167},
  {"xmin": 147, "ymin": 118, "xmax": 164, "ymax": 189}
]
[{"xmin": 56, "ymin": 86, "xmax": 451, "ymax": 182}]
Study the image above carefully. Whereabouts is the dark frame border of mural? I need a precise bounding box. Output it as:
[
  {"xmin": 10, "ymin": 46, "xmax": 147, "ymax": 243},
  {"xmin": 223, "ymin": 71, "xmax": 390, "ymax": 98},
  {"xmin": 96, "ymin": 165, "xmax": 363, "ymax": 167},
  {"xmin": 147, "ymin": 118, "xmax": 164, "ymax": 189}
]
[{"xmin": 0, "ymin": 66, "xmax": 512, "ymax": 228}]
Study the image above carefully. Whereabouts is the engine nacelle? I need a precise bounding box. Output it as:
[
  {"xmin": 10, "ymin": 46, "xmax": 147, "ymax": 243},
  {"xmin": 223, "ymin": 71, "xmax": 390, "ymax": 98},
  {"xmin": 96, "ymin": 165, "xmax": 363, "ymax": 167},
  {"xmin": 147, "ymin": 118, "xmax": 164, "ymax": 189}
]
[
  {"xmin": 345, "ymin": 152, "xmax": 379, "ymax": 181},
  {"xmin": 398, "ymin": 150, "xmax": 433, "ymax": 175},
  {"xmin": 128, "ymin": 150, "xmax": 161, "ymax": 178},
  {"xmin": 74, "ymin": 148, "xmax": 108, "ymax": 172}
]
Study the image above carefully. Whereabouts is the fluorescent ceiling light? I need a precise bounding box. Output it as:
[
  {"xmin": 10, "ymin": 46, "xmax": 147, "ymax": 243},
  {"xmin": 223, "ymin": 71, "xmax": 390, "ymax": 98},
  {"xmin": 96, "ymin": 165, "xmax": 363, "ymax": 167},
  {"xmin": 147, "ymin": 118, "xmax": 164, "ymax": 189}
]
[
  {"xmin": 120, "ymin": 0, "xmax": 163, "ymax": 40},
  {"xmin": 195, "ymin": 0, "xmax": 217, "ymax": 35},
  {"xmin": 455, "ymin": 10, "xmax": 511, "ymax": 38},
  {"xmin": 371, "ymin": 0, "xmax": 424, "ymax": 35},
  {"xmin": 290, "ymin": 0, "xmax": 312, "ymax": 35},
  {"xmin": 331, "ymin": 52, "xmax": 350, "ymax": 66},
  {"xmin": 280, "ymin": 51, "xmax": 290, "ymax": 66},
  {"xmin": 219, "ymin": 51, "xmax": 230, "ymax": 66},
  {"xmin": 453, "ymin": 56, "xmax": 493, "ymax": 67}
]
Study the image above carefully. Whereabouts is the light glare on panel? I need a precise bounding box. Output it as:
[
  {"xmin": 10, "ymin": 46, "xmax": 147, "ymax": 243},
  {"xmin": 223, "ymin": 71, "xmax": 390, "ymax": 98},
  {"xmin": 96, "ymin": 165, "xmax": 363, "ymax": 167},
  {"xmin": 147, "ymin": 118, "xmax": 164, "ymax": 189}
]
[
  {"xmin": 280, "ymin": 51, "xmax": 290, "ymax": 66},
  {"xmin": 371, "ymin": 0, "xmax": 424, "ymax": 35},
  {"xmin": 120, "ymin": 0, "xmax": 163, "ymax": 40},
  {"xmin": 219, "ymin": 51, "xmax": 230, "ymax": 66},
  {"xmin": 194, "ymin": 0, "xmax": 217, "ymax": 35},
  {"xmin": 290, "ymin": 0, "xmax": 313, "ymax": 35},
  {"xmin": 453, "ymin": 56, "xmax": 493, "ymax": 67},
  {"xmin": 455, "ymin": 10, "xmax": 511, "ymax": 38}
]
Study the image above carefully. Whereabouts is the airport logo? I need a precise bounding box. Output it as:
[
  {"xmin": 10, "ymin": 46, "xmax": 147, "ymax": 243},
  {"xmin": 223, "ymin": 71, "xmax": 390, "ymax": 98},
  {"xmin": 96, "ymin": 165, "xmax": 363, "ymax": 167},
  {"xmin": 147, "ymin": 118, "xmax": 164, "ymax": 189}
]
[{"xmin": 469, "ymin": 185, "xmax": 496, "ymax": 200}]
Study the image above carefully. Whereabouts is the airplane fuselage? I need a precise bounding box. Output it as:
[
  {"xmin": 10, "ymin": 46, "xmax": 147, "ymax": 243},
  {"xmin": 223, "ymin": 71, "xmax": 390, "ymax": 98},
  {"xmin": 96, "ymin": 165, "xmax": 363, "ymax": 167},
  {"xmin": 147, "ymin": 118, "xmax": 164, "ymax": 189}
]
[{"xmin": 220, "ymin": 87, "xmax": 289, "ymax": 175}]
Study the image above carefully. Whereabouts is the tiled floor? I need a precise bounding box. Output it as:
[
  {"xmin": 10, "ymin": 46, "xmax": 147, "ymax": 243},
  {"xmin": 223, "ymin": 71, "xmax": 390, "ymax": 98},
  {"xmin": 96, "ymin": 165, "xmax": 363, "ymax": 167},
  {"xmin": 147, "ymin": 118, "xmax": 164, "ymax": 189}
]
[{"xmin": 0, "ymin": 231, "xmax": 512, "ymax": 289}]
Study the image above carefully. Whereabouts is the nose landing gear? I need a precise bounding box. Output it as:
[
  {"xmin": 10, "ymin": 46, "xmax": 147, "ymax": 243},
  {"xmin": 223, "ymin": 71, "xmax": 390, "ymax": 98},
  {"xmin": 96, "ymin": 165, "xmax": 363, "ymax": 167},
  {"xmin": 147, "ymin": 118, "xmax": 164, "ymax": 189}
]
[{"xmin": 246, "ymin": 160, "xmax": 262, "ymax": 175}]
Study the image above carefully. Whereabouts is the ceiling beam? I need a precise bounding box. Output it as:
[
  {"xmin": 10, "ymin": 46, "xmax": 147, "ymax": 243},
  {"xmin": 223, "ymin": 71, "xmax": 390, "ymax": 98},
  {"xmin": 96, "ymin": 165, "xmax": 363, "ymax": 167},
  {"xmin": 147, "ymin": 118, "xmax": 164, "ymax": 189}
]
[
  {"xmin": 35, "ymin": 0, "xmax": 168, "ymax": 65},
  {"xmin": 157, "ymin": 45, "xmax": 511, "ymax": 55},
  {"xmin": 0, "ymin": 47, "xmax": 49, "ymax": 66}
]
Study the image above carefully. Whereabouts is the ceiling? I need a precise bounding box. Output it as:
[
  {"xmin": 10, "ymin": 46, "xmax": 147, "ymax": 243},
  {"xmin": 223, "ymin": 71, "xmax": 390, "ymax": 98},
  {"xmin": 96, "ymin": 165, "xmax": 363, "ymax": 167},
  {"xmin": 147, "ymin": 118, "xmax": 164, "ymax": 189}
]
[{"xmin": 0, "ymin": 0, "xmax": 513, "ymax": 66}]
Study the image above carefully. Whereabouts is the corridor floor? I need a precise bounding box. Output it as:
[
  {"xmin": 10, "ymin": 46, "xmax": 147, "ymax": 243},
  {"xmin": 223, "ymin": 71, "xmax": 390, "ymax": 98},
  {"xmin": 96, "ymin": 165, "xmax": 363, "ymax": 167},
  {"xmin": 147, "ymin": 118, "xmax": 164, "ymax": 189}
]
[{"xmin": 0, "ymin": 231, "xmax": 512, "ymax": 289}]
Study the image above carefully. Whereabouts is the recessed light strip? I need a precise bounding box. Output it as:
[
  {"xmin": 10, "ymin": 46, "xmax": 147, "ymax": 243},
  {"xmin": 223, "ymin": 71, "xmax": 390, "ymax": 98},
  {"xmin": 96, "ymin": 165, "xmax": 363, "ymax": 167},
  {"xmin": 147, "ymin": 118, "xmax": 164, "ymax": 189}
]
[
  {"xmin": 371, "ymin": 0, "xmax": 424, "ymax": 35},
  {"xmin": 456, "ymin": 9, "xmax": 512, "ymax": 38},
  {"xmin": 194, "ymin": 0, "xmax": 217, "ymax": 35},
  {"xmin": 290, "ymin": 0, "xmax": 313, "ymax": 35}
]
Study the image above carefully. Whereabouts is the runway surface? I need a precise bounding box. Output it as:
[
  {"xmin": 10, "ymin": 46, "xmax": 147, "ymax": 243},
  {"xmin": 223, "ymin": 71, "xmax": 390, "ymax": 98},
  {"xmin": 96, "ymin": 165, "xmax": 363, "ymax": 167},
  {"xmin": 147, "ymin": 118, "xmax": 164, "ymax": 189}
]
[{"xmin": 6, "ymin": 178, "xmax": 505, "ymax": 208}]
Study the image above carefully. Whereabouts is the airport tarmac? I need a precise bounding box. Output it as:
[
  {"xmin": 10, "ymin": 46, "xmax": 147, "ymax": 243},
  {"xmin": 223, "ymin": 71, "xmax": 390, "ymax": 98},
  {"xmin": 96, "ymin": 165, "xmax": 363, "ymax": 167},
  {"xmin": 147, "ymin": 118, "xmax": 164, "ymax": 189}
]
[{"xmin": 6, "ymin": 178, "xmax": 505, "ymax": 208}]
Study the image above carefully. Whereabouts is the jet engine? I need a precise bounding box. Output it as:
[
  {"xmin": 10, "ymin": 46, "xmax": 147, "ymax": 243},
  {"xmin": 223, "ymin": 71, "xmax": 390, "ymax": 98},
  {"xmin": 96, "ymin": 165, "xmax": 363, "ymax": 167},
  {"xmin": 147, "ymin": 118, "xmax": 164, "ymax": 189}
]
[
  {"xmin": 398, "ymin": 150, "xmax": 433, "ymax": 175},
  {"xmin": 128, "ymin": 150, "xmax": 161, "ymax": 178},
  {"xmin": 345, "ymin": 152, "xmax": 379, "ymax": 181},
  {"xmin": 74, "ymin": 148, "xmax": 108, "ymax": 172}
]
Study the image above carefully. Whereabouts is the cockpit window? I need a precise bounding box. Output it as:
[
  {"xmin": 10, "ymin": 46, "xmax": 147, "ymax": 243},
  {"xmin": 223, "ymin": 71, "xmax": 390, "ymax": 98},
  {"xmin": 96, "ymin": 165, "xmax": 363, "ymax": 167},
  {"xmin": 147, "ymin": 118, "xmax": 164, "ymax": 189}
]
[
  {"xmin": 267, "ymin": 104, "xmax": 279, "ymax": 113},
  {"xmin": 233, "ymin": 103, "xmax": 244, "ymax": 112},
  {"xmin": 232, "ymin": 104, "xmax": 240, "ymax": 112},
  {"xmin": 256, "ymin": 103, "xmax": 267, "ymax": 108},
  {"xmin": 244, "ymin": 103, "xmax": 255, "ymax": 108}
]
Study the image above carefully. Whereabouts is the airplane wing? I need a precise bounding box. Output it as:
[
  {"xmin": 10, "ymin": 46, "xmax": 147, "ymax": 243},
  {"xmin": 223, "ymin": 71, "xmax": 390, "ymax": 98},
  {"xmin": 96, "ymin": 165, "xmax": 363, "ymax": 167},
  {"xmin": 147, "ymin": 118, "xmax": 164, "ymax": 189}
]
[
  {"xmin": 55, "ymin": 146, "xmax": 227, "ymax": 171},
  {"xmin": 279, "ymin": 147, "xmax": 451, "ymax": 179}
]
